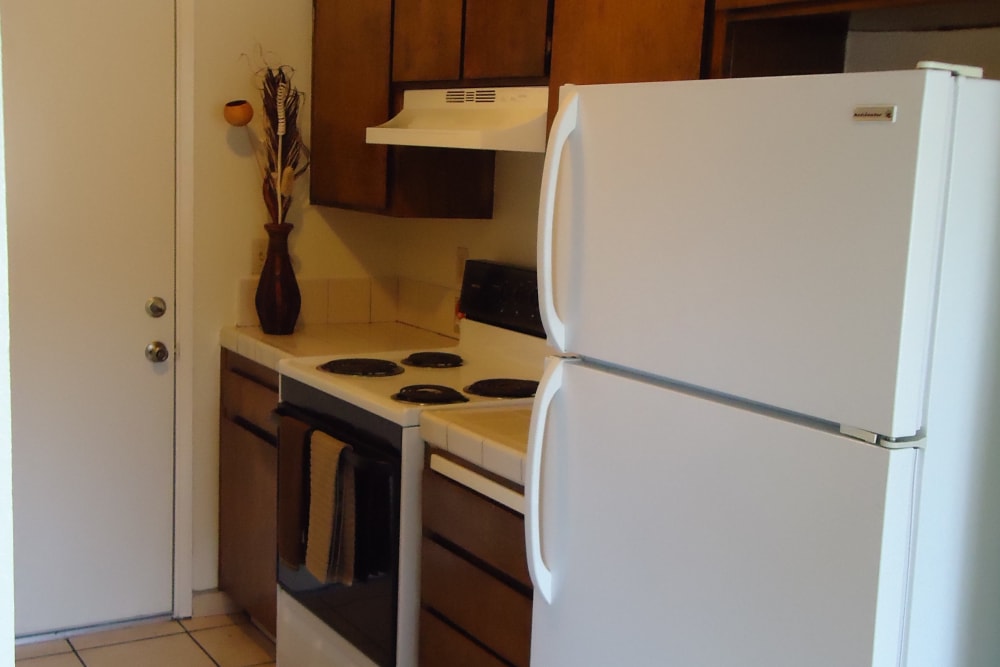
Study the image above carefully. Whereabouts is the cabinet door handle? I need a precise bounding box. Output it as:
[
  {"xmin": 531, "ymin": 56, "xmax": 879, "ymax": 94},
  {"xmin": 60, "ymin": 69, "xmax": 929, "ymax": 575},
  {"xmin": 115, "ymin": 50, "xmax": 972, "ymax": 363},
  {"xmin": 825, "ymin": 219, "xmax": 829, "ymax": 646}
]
[
  {"xmin": 537, "ymin": 88, "xmax": 579, "ymax": 354},
  {"xmin": 525, "ymin": 355, "xmax": 565, "ymax": 605}
]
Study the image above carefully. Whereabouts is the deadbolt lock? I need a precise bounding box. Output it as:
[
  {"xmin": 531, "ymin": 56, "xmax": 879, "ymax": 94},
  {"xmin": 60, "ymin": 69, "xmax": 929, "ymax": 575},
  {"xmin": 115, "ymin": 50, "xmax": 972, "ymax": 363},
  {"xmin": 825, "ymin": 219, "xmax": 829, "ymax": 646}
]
[{"xmin": 145, "ymin": 296, "xmax": 167, "ymax": 318}]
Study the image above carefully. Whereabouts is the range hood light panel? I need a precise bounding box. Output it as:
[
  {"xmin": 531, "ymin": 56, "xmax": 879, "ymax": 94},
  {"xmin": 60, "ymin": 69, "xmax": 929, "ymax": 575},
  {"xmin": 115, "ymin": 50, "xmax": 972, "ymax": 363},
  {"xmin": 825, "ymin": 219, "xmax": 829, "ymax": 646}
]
[{"xmin": 366, "ymin": 86, "xmax": 548, "ymax": 153}]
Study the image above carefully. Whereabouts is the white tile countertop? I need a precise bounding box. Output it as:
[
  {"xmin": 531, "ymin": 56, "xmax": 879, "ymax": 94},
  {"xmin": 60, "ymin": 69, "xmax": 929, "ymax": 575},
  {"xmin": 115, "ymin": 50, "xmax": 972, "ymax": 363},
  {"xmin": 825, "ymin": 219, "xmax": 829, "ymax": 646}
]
[
  {"xmin": 420, "ymin": 407, "xmax": 532, "ymax": 485},
  {"xmin": 220, "ymin": 322, "xmax": 458, "ymax": 371}
]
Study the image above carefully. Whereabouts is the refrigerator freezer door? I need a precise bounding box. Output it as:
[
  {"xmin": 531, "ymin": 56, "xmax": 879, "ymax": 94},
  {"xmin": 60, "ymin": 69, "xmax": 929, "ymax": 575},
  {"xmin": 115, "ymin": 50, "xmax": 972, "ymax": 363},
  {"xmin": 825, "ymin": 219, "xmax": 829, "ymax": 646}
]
[
  {"xmin": 529, "ymin": 359, "xmax": 917, "ymax": 667},
  {"xmin": 541, "ymin": 70, "xmax": 956, "ymax": 438}
]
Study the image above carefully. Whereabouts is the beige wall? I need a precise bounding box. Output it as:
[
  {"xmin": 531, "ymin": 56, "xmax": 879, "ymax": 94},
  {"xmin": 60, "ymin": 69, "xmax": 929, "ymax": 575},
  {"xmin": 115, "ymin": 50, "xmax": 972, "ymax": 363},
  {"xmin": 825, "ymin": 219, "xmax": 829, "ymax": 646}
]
[
  {"xmin": 846, "ymin": 26, "xmax": 1000, "ymax": 78},
  {"xmin": 189, "ymin": 3, "xmax": 540, "ymax": 589}
]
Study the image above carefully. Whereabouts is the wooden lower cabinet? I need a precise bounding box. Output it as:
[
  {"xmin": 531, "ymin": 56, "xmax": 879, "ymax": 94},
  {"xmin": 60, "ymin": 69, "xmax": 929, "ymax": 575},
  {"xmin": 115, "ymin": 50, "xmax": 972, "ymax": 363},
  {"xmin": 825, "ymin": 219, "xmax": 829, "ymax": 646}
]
[
  {"xmin": 420, "ymin": 464, "xmax": 532, "ymax": 666},
  {"xmin": 419, "ymin": 609, "xmax": 511, "ymax": 667},
  {"xmin": 218, "ymin": 349, "xmax": 279, "ymax": 635}
]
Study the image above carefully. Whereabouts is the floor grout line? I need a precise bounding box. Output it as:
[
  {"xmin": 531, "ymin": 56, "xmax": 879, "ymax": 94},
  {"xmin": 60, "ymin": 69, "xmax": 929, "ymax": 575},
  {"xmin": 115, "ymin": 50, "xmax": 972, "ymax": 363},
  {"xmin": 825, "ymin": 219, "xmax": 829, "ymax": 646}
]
[
  {"xmin": 183, "ymin": 626, "xmax": 223, "ymax": 667},
  {"xmin": 19, "ymin": 616, "xmax": 276, "ymax": 667}
]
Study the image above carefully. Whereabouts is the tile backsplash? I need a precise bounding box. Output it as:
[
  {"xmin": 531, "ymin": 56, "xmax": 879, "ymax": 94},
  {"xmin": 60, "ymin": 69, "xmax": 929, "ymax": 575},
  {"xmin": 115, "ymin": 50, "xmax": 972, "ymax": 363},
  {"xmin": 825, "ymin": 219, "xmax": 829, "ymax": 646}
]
[{"xmin": 237, "ymin": 275, "xmax": 458, "ymax": 337}]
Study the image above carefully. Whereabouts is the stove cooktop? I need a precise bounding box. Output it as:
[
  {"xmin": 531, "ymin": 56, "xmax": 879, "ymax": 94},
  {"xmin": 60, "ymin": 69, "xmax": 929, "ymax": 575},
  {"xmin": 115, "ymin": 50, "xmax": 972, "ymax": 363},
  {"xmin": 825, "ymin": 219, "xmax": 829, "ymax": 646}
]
[{"xmin": 278, "ymin": 321, "xmax": 552, "ymax": 426}]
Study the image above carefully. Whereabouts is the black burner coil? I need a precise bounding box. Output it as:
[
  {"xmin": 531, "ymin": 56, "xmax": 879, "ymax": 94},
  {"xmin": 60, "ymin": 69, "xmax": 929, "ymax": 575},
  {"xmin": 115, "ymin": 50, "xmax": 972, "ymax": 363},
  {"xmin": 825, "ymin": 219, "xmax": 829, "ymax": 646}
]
[
  {"xmin": 400, "ymin": 352, "xmax": 464, "ymax": 368},
  {"xmin": 392, "ymin": 384, "xmax": 470, "ymax": 404},
  {"xmin": 465, "ymin": 378, "xmax": 539, "ymax": 398},
  {"xmin": 318, "ymin": 358, "xmax": 405, "ymax": 377}
]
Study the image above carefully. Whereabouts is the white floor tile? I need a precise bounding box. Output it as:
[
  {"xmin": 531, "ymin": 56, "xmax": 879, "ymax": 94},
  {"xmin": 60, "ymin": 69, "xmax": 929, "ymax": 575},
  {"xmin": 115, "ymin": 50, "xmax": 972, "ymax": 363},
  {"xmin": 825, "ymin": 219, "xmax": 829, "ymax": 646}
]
[
  {"xmin": 15, "ymin": 639, "xmax": 73, "ymax": 661},
  {"xmin": 77, "ymin": 634, "xmax": 214, "ymax": 667},
  {"xmin": 68, "ymin": 620, "xmax": 184, "ymax": 651},
  {"xmin": 16, "ymin": 653, "xmax": 84, "ymax": 666},
  {"xmin": 192, "ymin": 622, "xmax": 276, "ymax": 667},
  {"xmin": 180, "ymin": 612, "xmax": 247, "ymax": 632}
]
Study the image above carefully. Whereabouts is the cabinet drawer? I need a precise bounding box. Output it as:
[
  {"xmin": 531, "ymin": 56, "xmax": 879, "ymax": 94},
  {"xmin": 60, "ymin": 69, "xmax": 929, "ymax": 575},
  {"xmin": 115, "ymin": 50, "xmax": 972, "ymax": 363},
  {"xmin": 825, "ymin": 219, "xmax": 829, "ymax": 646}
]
[
  {"xmin": 422, "ymin": 468, "xmax": 530, "ymax": 587},
  {"xmin": 220, "ymin": 351, "xmax": 279, "ymax": 439},
  {"xmin": 422, "ymin": 539, "xmax": 531, "ymax": 667},
  {"xmin": 419, "ymin": 609, "xmax": 509, "ymax": 667}
]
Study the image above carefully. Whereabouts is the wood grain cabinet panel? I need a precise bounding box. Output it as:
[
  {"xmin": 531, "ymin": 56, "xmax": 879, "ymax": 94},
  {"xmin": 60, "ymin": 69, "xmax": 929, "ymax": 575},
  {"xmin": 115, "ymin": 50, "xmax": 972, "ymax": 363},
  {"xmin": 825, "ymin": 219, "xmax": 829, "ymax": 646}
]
[
  {"xmin": 311, "ymin": 0, "xmax": 392, "ymax": 211},
  {"xmin": 419, "ymin": 609, "xmax": 510, "ymax": 667},
  {"xmin": 420, "ymin": 463, "xmax": 533, "ymax": 666},
  {"xmin": 392, "ymin": 0, "xmax": 463, "ymax": 82},
  {"xmin": 422, "ymin": 539, "xmax": 532, "ymax": 667},
  {"xmin": 422, "ymin": 468, "xmax": 530, "ymax": 587},
  {"xmin": 218, "ymin": 350, "xmax": 279, "ymax": 636},
  {"xmin": 311, "ymin": 0, "xmax": 497, "ymax": 217},
  {"xmin": 548, "ymin": 0, "xmax": 705, "ymax": 124},
  {"xmin": 464, "ymin": 0, "xmax": 550, "ymax": 79}
]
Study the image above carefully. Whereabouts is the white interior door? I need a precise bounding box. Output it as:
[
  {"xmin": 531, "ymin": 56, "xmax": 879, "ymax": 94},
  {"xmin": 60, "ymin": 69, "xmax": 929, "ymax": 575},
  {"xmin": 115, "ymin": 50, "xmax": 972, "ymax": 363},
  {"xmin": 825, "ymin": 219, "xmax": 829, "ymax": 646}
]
[
  {"xmin": 527, "ymin": 359, "xmax": 918, "ymax": 667},
  {"xmin": 2, "ymin": 0, "xmax": 176, "ymax": 634}
]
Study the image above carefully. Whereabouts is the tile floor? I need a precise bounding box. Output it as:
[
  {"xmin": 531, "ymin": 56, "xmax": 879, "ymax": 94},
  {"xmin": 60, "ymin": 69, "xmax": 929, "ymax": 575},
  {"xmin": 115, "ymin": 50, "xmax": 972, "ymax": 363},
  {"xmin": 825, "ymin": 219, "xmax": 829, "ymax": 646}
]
[{"xmin": 14, "ymin": 613, "xmax": 275, "ymax": 667}]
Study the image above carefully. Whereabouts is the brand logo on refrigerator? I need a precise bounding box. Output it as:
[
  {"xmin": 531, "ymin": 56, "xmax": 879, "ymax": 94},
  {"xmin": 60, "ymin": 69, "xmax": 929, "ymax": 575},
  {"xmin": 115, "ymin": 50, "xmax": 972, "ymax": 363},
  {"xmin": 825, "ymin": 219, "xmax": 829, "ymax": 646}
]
[{"xmin": 853, "ymin": 106, "xmax": 897, "ymax": 122}]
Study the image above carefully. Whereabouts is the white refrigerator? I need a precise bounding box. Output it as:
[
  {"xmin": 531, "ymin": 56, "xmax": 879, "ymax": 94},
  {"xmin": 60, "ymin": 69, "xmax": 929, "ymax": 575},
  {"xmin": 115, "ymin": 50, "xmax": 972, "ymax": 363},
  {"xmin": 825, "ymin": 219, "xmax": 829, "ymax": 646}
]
[{"xmin": 526, "ymin": 68, "xmax": 1000, "ymax": 666}]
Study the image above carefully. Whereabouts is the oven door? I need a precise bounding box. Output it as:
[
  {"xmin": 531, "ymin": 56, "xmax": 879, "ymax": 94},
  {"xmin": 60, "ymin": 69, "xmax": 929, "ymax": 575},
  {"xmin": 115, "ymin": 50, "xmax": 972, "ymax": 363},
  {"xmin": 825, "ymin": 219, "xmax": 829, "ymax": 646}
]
[{"xmin": 276, "ymin": 400, "xmax": 401, "ymax": 667}]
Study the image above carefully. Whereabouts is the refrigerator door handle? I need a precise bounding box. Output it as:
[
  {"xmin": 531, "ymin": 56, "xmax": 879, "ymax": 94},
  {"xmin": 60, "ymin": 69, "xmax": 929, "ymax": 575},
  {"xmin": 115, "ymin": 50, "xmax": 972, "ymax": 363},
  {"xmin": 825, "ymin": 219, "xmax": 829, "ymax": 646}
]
[
  {"xmin": 537, "ymin": 89, "xmax": 580, "ymax": 353},
  {"xmin": 526, "ymin": 355, "xmax": 566, "ymax": 604}
]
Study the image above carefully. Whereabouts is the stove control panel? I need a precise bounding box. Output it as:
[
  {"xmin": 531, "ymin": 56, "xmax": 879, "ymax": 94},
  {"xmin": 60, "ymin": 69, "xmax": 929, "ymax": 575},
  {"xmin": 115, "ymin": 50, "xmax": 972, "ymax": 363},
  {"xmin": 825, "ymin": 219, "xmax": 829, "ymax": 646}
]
[{"xmin": 459, "ymin": 259, "xmax": 544, "ymax": 338}]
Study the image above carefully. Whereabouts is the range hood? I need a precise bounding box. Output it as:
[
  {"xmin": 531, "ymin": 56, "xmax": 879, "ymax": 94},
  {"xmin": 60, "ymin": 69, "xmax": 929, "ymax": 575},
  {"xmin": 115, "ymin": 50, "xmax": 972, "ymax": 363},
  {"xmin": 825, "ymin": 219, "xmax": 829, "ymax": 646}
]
[{"xmin": 366, "ymin": 86, "xmax": 548, "ymax": 153}]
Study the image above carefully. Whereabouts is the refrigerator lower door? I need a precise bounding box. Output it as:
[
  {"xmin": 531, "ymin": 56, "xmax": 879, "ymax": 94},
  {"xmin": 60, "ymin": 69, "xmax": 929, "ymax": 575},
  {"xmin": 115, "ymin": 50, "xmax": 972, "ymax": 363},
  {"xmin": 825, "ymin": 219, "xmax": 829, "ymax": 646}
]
[{"xmin": 528, "ymin": 359, "xmax": 917, "ymax": 667}]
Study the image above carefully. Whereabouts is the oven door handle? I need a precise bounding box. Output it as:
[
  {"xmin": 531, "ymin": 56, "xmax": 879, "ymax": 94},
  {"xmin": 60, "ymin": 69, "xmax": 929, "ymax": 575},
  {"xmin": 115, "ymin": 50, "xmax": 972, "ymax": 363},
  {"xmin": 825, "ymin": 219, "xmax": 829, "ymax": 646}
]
[{"xmin": 525, "ymin": 355, "xmax": 566, "ymax": 605}]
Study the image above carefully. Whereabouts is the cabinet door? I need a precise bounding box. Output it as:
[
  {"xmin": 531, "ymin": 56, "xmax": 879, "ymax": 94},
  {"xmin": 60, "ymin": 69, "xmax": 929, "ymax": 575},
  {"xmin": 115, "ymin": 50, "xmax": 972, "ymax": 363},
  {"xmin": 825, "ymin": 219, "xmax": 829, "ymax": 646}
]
[
  {"xmin": 218, "ymin": 418, "xmax": 278, "ymax": 635},
  {"xmin": 392, "ymin": 0, "xmax": 463, "ymax": 81},
  {"xmin": 548, "ymin": 0, "xmax": 705, "ymax": 124},
  {"xmin": 464, "ymin": 0, "xmax": 550, "ymax": 79},
  {"xmin": 311, "ymin": 0, "xmax": 392, "ymax": 210}
]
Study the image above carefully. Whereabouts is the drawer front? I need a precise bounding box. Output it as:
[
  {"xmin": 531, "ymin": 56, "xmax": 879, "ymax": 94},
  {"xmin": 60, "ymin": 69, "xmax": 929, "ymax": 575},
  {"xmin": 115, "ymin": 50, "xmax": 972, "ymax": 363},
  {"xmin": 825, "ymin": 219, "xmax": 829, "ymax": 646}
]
[
  {"xmin": 419, "ymin": 609, "xmax": 509, "ymax": 667},
  {"xmin": 422, "ymin": 468, "xmax": 530, "ymax": 587},
  {"xmin": 422, "ymin": 539, "xmax": 531, "ymax": 667},
  {"xmin": 221, "ymin": 350, "xmax": 279, "ymax": 439}
]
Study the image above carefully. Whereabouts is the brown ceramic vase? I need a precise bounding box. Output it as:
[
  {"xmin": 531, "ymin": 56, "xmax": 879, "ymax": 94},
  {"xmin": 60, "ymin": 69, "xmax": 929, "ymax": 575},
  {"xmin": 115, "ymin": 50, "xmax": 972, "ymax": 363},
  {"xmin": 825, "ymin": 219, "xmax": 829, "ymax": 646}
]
[{"xmin": 255, "ymin": 223, "xmax": 300, "ymax": 335}]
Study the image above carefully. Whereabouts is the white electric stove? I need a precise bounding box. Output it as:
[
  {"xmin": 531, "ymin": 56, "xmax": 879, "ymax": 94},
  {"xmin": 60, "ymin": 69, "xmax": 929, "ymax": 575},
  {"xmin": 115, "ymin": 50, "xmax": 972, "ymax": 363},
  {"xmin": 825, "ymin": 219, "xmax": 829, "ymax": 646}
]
[{"xmin": 274, "ymin": 261, "xmax": 550, "ymax": 667}]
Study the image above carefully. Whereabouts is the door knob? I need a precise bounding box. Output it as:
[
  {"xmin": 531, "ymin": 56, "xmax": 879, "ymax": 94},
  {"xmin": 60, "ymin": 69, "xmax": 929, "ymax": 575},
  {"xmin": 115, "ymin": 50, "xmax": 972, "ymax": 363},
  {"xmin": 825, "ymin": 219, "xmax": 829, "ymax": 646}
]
[
  {"xmin": 145, "ymin": 341, "xmax": 169, "ymax": 363},
  {"xmin": 145, "ymin": 296, "xmax": 167, "ymax": 318}
]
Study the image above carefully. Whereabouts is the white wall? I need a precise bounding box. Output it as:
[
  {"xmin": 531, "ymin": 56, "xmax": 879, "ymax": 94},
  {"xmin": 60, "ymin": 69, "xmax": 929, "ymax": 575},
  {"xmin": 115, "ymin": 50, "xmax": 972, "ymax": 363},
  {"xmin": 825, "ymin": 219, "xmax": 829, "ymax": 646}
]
[{"xmin": 0, "ymin": 12, "xmax": 15, "ymax": 663}]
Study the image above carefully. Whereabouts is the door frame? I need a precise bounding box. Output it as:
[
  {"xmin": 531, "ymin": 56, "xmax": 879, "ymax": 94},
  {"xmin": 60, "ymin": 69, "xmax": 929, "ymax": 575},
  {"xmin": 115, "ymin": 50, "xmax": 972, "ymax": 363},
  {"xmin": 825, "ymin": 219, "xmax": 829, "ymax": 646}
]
[{"xmin": 173, "ymin": 0, "xmax": 195, "ymax": 619}]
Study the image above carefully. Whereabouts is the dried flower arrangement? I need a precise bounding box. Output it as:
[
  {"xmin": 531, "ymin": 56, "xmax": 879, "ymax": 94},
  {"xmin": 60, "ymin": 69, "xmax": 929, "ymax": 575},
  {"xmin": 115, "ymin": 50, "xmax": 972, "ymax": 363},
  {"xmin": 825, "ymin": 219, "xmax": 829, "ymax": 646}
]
[{"xmin": 225, "ymin": 65, "xmax": 309, "ymax": 225}]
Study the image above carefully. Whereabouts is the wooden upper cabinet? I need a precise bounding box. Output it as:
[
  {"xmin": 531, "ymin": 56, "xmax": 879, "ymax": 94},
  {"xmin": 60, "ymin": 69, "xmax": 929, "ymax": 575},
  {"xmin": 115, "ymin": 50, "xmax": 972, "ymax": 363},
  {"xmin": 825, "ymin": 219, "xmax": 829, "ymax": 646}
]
[
  {"xmin": 392, "ymin": 0, "xmax": 463, "ymax": 82},
  {"xmin": 311, "ymin": 0, "xmax": 392, "ymax": 210},
  {"xmin": 708, "ymin": 0, "xmax": 971, "ymax": 79},
  {"xmin": 715, "ymin": 0, "xmax": 812, "ymax": 8},
  {"xmin": 393, "ymin": 0, "xmax": 551, "ymax": 82},
  {"xmin": 311, "ymin": 0, "xmax": 495, "ymax": 217},
  {"xmin": 548, "ymin": 0, "xmax": 706, "ymax": 123},
  {"xmin": 464, "ymin": 0, "xmax": 551, "ymax": 79}
]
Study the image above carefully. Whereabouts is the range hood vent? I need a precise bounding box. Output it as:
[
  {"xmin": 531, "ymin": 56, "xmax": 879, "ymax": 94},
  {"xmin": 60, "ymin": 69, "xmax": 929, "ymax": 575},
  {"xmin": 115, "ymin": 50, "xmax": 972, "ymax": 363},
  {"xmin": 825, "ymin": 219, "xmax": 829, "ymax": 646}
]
[{"xmin": 366, "ymin": 86, "xmax": 547, "ymax": 153}]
